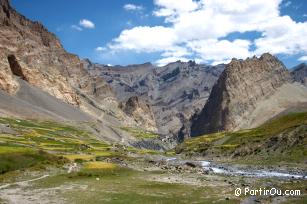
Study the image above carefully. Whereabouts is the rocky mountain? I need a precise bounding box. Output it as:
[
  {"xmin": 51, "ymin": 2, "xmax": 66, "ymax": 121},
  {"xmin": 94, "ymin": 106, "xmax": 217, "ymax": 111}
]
[
  {"xmin": 191, "ymin": 53, "xmax": 307, "ymax": 136},
  {"xmin": 0, "ymin": 0, "xmax": 155, "ymax": 145},
  {"xmin": 291, "ymin": 63, "xmax": 307, "ymax": 86},
  {"xmin": 86, "ymin": 60, "xmax": 224, "ymax": 141},
  {"xmin": 1, "ymin": 0, "xmax": 307, "ymax": 146}
]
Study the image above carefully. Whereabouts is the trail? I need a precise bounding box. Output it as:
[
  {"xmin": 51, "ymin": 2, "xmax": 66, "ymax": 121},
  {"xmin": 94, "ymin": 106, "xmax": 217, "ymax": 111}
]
[{"xmin": 0, "ymin": 174, "xmax": 49, "ymax": 190}]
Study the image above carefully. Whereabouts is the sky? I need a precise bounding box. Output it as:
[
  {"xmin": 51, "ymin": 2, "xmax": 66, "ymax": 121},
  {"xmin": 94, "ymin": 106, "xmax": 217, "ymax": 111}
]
[{"xmin": 11, "ymin": 0, "xmax": 307, "ymax": 68}]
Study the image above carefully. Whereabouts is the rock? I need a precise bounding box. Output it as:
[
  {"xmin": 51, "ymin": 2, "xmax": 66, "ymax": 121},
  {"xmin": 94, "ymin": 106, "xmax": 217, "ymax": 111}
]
[
  {"xmin": 291, "ymin": 63, "xmax": 307, "ymax": 86},
  {"xmin": 89, "ymin": 60, "xmax": 224, "ymax": 141},
  {"xmin": 0, "ymin": 0, "xmax": 154, "ymax": 145},
  {"xmin": 185, "ymin": 162, "xmax": 197, "ymax": 168},
  {"xmin": 119, "ymin": 96, "xmax": 157, "ymax": 132},
  {"xmin": 0, "ymin": 123, "xmax": 16, "ymax": 134},
  {"xmin": 190, "ymin": 53, "xmax": 304, "ymax": 135}
]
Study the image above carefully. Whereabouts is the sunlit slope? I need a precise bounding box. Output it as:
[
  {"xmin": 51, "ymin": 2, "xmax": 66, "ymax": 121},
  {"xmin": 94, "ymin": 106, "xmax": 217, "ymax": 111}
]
[{"xmin": 177, "ymin": 112, "xmax": 307, "ymax": 165}]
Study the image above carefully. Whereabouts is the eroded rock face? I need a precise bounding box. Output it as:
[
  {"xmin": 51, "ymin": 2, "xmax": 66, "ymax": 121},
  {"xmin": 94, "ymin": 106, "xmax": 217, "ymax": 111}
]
[
  {"xmin": 291, "ymin": 63, "xmax": 307, "ymax": 86},
  {"xmin": 191, "ymin": 53, "xmax": 292, "ymax": 136},
  {"xmin": 120, "ymin": 96, "xmax": 157, "ymax": 132},
  {"xmin": 0, "ymin": 0, "xmax": 160, "ymax": 138},
  {"xmin": 87, "ymin": 61, "xmax": 224, "ymax": 140},
  {"xmin": 0, "ymin": 0, "xmax": 81, "ymax": 105}
]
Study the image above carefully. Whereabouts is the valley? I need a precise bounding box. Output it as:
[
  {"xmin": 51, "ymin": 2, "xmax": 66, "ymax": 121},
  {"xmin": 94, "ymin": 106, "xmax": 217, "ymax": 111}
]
[
  {"xmin": 0, "ymin": 0, "xmax": 306, "ymax": 203},
  {"xmin": 0, "ymin": 113, "xmax": 306, "ymax": 203}
]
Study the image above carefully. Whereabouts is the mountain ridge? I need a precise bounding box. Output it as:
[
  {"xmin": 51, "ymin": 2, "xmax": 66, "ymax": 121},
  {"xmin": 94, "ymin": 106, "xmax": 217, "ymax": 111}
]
[{"xmin": 190, "ymin": 53, "xmax": 307, "ymax": 136}]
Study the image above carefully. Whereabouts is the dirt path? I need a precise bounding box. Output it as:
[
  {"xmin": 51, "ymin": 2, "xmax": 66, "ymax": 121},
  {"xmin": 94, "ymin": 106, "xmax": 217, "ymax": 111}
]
[{"xmin": 0, "ymin": 175, "xmax": 49, "ymax": 190}]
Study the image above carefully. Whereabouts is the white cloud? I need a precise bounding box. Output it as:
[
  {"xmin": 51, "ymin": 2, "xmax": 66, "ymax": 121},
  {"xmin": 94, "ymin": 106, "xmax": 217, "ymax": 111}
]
[
  {"xmin": 71, "ymin": 25, "xmax": 82, "ymax": 31},
  {"xmin": 102, "ymin": 0, "xmax": 307, "ymax": 65},
  {"xmin": 155, "ymin": 56, "xmax": 191, "ymax": 66},
  {"xmin": 153, "ymin": 0, "xmax": 199, "ymax": 21},
  {"xmin": 108, "ymin": 26, "xmax": 178, "ymax": 52},
  {"xmin": 298, "ymin": 56, "xmax": 307, "ymax": 62},
  {"xmin": 124, "ymin": 4, "xmax": 144, "ymax": 11},
  {"xmin": 79, "ymin": 19, "xmax": 95, "ymax": 29},
  {"xmin": 187, "ymin": 39, "xmax": 252, "ymax": 64},
  {"xmin": 95, "ymin": 47, "xmax": 106, "ymax": 52},
  {"xmin": 254, "ymin": 16, "xmax": 307, "ymax": 55}
]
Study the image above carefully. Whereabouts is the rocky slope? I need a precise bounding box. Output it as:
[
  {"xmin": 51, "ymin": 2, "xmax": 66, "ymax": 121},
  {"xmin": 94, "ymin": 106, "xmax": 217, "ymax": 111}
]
[
  {"xmin": 291, "ymin": 63, "xmax": 307, "ymax": 86},
  {"xmin": 0, "ymin": 0, "xmax": 159, "ymax": 145},
  {"xmin": 0, "ymin": 0, "xmax": 80, "ymax": 105},
  {"xmin": 119, "ymin": 96, "xmax": 157, "ymax": 132},
  {"xmin": 87, "ymin": 61, "xmax": 224, "ymax": 141},
  {"xmin": 190, "ymin": 53, "xmax": 307, "ymax": 136}
]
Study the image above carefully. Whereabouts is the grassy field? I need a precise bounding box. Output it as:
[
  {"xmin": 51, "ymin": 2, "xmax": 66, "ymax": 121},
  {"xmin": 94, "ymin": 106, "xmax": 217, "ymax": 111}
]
[
  {"xmin": 176, "ymin": 112, "xmax": 307, "ymax": 165},
  {"xmin": 0, "ymin": 116, "xmax": 306, "ymax": 203},
  {"xmin": 120, "ymin": 127, "xmax": 159, "ymax": 139},
  {"xmin": 0, "ymin": 118, "xmax": 120, "ymax": 176},
  {"xmin": 27, "ymin": 167, "xmax": 241, "ymax": 204}
]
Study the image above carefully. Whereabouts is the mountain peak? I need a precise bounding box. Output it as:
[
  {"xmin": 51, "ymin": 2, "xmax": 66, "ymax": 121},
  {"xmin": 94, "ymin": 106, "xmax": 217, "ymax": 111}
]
[
  {"xmin": 191, "ymin": 53, "xmax": 292, "ymax": 136},
  {"xmin": 0, "ymin": 0, "xmax": 10, "ymax": 8}
]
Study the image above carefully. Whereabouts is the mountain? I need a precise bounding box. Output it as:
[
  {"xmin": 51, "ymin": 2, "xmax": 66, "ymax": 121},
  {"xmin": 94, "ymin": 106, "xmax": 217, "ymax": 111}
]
[
  {"xmin": 177, "ymin": 112, "xmax": 307, "ymax": 165},
  {"xmin": 291, "ymin": 63, "xmax": 307, "ymax": 86},
  {"xmin": 1, "ymin": 0, "xmax": 307, "ymax": 145},
  {"xmin": 86, "ymin": 60, "xmax": 224, "ymax": 141},
  {"xmin": 191, "ymin": 53, "xmax": 307, "ymax": 136},
  {"xmin": 0, "ymin": 0, "xmax": 154, "ymax": 145}
]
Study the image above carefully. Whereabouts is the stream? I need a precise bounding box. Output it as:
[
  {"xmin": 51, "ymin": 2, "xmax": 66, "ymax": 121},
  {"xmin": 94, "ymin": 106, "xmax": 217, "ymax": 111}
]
[{"xmin": 164, "ymin": 158, "xmax": 306, "ymax": 179}]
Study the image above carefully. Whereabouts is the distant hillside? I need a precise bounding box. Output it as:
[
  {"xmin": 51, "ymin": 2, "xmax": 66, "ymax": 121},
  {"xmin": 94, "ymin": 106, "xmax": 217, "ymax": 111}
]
[
  {"xmin": 190, "ymin": 53, "xmax": 307, "ymax": 136},
  {"xmin": 291, "ymin": 63, "xmax": 307, "ymax": 86},
  {"xmin": 177, "ymin": 112, "xmax": 307, "ymax": 165},
  {"xmin": 86, "ymin": 60, "xmax": 224, "ymax": 141}
]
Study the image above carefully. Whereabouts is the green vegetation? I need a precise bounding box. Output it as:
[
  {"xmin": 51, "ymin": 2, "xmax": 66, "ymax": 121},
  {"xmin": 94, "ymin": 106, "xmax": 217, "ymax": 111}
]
[
  {"xmin": 31, "ymin": 169, "xmax": 240, "ymax": 204},
  {"xmin": 177, "ymin": 112, "xmax": 307, "ymax": 165},
  {"xmin": 120, "ymin": 127, "xmax": 159, "ymax": 139},
  {"xmin": 0, "ymin": 117, "xmax": 117, "ymax": 174},
  {"xmin": 0, "ymin": 116, "xmax": 306, "ymax": 203},
  {"xmin": 0, "ymin": 145, "xmax": 65, "ymax": 174}
]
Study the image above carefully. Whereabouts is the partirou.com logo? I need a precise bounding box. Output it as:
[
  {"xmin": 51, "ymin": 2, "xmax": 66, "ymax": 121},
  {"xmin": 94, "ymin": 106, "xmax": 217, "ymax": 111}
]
[{"xmin": 235, "ymin": 187, "xmax": 301, "ymax": 197}]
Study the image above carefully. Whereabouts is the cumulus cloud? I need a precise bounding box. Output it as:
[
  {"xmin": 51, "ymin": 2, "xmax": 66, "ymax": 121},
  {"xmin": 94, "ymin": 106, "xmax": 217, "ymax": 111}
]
[
  {"xmin": 103, "ymin": 0, "xmax": 307, "ymax": 65},
  {"xmin": 187, "ymin": 39, "xmax": 252, "ymax": 64},
  {"xmin": 79, "ymin": 19, "xmax": 95, "ymax": 29},
  {"xmin": 108, "ymin": 26, "xmax": 178, "ymax": 52},
  {"xmin": 124, "ymin": 4, "xmax": 144, "ymax": 11},
  {"xmin": 95, "ymin": 47, "xmax": 106, "ymax": 52},
  {"xmin": 254, "ymin": 16, "xmax": 307, "ymax": 55},
  {"xmin": 298, "ymin": 56, "xmax": 307, "ymax": 62}
]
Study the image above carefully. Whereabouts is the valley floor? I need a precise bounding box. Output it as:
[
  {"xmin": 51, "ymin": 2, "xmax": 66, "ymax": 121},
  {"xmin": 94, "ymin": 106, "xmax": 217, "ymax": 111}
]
[
  {"xmin": 0, "ymin": 159, "xmax": 306, "ymax": 204},
  {"xmin": 0, "ymin": 117, "xmax": 306, "ymax": 204}
]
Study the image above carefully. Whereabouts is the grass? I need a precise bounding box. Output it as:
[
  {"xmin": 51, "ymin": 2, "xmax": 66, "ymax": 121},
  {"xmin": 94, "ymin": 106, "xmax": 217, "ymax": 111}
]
[
  {"xmin": 120, "ymin": 127, "xmax": 159, "ymax": 139},
  {"xmin": 0, "ymin": 117, "xmax": 118, "ymax": 175},
  {"xmin": 0, "ymin": 147, "xmax": 66, "ymax": 174},
  {"xmin": 30, "ymin": 168, "xmax": 240, "ymax": 204},
  {"xmin": 84, "ymin": 162, "xmax": 117, "ymax": 170},
  {"xmin": 0, "ymin": 117, "xmax": 160, "ymax": 177},
  {"xmin": 62, "ymin": 154, "xmax": 96, "ymax": 162},
  {"xmin": 177, "ymin": 112, "xmax": 307, "ymax": 165}
]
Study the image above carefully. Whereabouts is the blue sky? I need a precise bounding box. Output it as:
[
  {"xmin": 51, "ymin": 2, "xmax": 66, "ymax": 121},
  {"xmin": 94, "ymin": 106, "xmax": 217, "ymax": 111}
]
[{"xmin": 11, "ymin": 0, "xmax": 307, "ymax": 68}]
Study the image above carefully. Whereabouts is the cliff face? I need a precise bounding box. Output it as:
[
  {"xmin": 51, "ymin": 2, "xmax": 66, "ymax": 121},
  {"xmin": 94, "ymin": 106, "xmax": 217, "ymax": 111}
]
[
  {"xmin": 88, "ymin": 61, "xmax": 224, "ymax": 140},
  {"xmin": 0, "ymin": 0, "xmax": 124, "ymax": 118},
  {"xmin": 119, "ymin": 96, "xmax": 157, "ymax": 132},
  {"xmin": 291, "ymin": 63, "xmax": 307, "ymax": 86},
  {"xmin": 191, "ymin": 53, "xmax": 292, "ymax": 136},
  {"xmin": 0, "ymin": 0, "xmax": 82, "ymax": 105}
]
